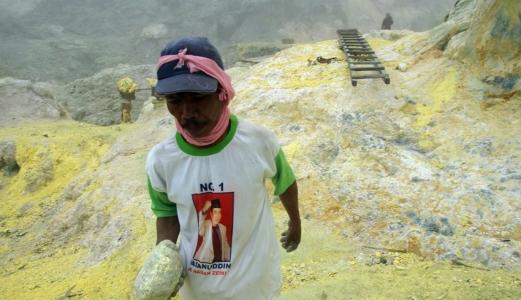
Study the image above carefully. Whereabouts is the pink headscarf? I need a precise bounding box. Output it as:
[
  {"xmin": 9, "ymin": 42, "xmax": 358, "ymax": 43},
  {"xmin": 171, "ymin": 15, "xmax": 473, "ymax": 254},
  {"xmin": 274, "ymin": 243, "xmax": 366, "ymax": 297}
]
[{"xmin": 157, "ymin": 48, "xmax": 235, "ymax": 147}]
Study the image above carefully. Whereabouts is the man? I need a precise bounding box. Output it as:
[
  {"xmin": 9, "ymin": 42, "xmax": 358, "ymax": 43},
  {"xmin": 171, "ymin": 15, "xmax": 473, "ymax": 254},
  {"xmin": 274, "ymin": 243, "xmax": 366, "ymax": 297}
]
[
  {"xmin": 194, "ymin": 199, "xmax": 231, "ymax": 263},
  {"xmin": 381, "ymin": 13, "xmax": 394, "ymax": 30},
  {"xmin": 117, "ymin": 77, "xmax": 137, "ymax": 123},
  {"xmin": 146, "ymin": 36, "xmax": 301, "ymax": 299}
]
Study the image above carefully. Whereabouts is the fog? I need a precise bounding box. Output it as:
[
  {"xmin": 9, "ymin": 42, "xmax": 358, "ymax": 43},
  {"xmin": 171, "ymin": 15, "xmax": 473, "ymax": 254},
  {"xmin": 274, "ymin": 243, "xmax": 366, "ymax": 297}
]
[{"xmin": 0, "ymin": 0, "xmax": 456, "ymax": 82}]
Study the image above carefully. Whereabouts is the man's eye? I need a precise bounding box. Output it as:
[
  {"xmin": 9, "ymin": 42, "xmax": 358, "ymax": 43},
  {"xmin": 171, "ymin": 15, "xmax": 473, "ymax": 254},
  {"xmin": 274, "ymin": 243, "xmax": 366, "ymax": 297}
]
[
  {"xmin": 166, "ymin": 97, "xmax": 181, "ymax": 104},
  {"xmin": 194, "ymin": 94, "xmax": 210, "ymax": 100}
]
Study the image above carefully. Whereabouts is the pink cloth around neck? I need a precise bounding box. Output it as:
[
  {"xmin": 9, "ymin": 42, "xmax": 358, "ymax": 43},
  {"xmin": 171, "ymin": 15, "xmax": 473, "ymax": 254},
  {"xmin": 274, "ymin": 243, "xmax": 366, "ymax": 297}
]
[
  {"xmin": 157, "ymin": 48, "xmax": 235, "ymax": 146},
  {"xmin": 174, "ymin": 106, "xmax": 231, "ymax": 147}
]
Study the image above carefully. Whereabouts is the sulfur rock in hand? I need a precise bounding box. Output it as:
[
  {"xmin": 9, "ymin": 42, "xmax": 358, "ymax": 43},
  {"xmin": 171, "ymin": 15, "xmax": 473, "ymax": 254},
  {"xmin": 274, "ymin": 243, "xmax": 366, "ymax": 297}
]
[{"xmin": 135, "ymin": 240, "xmax": 185, "ymax": 300}]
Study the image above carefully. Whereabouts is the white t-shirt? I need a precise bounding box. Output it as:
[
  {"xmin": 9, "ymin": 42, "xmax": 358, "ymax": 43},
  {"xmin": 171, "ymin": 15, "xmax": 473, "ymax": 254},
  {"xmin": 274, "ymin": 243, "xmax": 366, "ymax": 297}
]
[{"xmin": 146, "ymin": 115, "xmax": 295, "ymax": 300}]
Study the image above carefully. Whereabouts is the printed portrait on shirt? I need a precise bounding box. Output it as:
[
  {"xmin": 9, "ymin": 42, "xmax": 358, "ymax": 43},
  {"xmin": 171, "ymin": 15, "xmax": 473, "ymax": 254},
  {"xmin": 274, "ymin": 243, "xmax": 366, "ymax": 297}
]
[{"xmin": 192, "ymin": 192, "xmax": 234, "ymax": 264}]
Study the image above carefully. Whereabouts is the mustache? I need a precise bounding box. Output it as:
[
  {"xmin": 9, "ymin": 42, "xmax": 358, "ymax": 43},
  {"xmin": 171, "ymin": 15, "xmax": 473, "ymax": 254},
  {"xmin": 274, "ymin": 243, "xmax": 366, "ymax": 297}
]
[{"xmin": 180, "ymin": 118, "xmax": 207, "ymax": 129}]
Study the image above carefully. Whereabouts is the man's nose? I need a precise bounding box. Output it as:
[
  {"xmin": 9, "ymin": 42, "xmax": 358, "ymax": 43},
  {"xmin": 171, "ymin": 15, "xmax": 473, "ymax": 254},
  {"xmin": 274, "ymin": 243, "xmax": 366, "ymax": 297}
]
[{"xmin": 180, "ymin": 99, "xmax": 197, "ymax": 118}]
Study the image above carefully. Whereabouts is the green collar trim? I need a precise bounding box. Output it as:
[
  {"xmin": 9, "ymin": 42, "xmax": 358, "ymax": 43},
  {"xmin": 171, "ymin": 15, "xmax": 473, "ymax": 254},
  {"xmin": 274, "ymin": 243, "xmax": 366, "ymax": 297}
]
[{"xmin": 176, "ymin": 114, "xmax": 238, "ymax": 156}]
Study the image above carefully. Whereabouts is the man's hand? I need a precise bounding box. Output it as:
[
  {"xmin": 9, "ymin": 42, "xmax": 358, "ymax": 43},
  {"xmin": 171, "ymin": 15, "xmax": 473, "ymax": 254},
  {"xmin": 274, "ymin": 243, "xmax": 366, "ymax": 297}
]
[
  {"xmin": 279, "ymin": 181, "xmax": 301, "ymax": 252},
  {"xmin": 170, "ymin": 268, "xmax": 187, "ymax": 298},
  {"xmin": 280, "ymin": 219, "xmax": 301, "ymax": 252},
  {"xmin": 202, "ymin": 200, "xmax": 212, "ymax": 214}
]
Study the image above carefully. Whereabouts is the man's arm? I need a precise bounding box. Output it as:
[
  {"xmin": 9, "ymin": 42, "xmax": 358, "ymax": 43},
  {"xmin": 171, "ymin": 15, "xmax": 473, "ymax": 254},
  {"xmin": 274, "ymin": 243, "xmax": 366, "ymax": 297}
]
[
  {"xmin": 156, "ymin": 216, "xmax": 180, "ymax": 245},
  {"xmin": 198, "ymin": 201, "xmax": 212, "ymax": 236},
  {"xmin": 279, "ymin": 181, "xmax": 301, "ymax": 252}
]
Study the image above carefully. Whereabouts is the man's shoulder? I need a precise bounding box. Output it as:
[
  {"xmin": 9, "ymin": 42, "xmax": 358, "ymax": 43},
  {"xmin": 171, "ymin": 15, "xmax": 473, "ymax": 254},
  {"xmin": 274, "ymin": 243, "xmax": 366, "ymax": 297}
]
[
  {"xmin": 235, "ymin": 116, "xmax": 280, "ymax": 156},
  {"xmin": 147, "ymin": 136, "xmax": 179, "ymax": 160},
  {"xmin": 236, "ymin": 117, "xmax": 276, "ymax": 140}
]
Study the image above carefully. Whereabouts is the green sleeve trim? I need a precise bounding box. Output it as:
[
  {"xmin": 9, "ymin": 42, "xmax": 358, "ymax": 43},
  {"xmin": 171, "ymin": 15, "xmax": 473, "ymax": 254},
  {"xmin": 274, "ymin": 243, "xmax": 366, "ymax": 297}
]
[
  {"xmin": 271, "ymin": 149, "xmax": 296, "ymax": 195},
  {"xmin": 147, "ymin": 177, "xmax": 177, "ymax": 217}
]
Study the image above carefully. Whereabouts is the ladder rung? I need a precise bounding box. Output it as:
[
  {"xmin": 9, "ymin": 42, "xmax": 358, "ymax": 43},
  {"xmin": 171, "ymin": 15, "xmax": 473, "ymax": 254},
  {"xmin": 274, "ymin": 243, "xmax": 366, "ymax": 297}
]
[
  {"xmin": 348, "ymin": 61, "xmax": 382, "ymax": 65},
  {"xmin": 350, "ymin": 66, "xmax": 386, "ymax": 71},
  {"xmin": 351, "ymin": 74, "xmax": 389, "ymax": 79},
  {"xmin": 345, "ymin": 46, "xmax": 371, "ymax": 49},
  {"xmin": 348, "ymin": 57, "xmax": 379, "ymax": 61},
  {"xmin": 347, "ymin": 52, "xmax": 376, "ymax": 56},
  {"xmin": 343, "ymin": 44, "xmax": 369, "ymax": 47},
  {"xmin": 348, "ymin": 50, "xmax": 374, "ymax": 54}
]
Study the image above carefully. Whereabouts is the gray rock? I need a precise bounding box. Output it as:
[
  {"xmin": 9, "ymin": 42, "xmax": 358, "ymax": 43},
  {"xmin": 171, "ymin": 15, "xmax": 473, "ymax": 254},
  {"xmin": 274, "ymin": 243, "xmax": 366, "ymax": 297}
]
[
  {"xmin": 222, "ymin": 42, "xmax": 291, "ymax": 68},
  {"xmin": 397, "ymin": 62, "xmax": 408, "ymax": 72},
  {"xmin": 56, "ymin": 65, "xmax": 155, "ymax": 125},
  {"xmin": 364, "ymin": 30, "xmax": 415, "ymax": 41},
  {"xmin": 465, "ymin": 138, "xmax": 494, "ymax": 157},
  {"xmin": 0, "ymin": 77, "xmax": 65, "ymax": 126},
  {"xmin": 140, "ymin": 24, "xmax": 169, "ymax": 40},
  {"xmin": 81, "ymin": 215, "xmax": 131, "ymax": 265},
  {"xmin": 0, "ymin": 140, "xmax": 19, "ymax": 175},
  {"xmin": 135, "ymin": 240, "xmax": 184, "ymax": 300},
  {"xmin": 23, "ymin": 147, "xmax": 53, "ymax": 193},
  {"xmin": 444, "ymin": 0, "xmax": 478, "ymax": 27},
  {"xmin": 500, "ymin": 174, "xmax": 521, "ymax": 183},
  {"xmin": 444, "ymin": 0, "xmax": 521, "ymax": 75}
]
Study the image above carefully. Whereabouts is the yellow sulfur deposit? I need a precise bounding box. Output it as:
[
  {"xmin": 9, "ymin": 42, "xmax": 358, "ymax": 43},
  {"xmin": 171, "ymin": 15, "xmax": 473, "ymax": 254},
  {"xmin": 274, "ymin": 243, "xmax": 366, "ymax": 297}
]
[
  {"xmin": 0, "ymin": 121, "xmax": 120, "ymax": 229},
  {"xmin": 146, "ymin": 77, "xmax": 157, "ymax": 88},
  {"xmin": 366, "ymin": 38, "xmax": 393, "ymax": 51},
  {"xmin": 415, "ymin": 67, "xmax": 458, "ymax": 128},
  {"xmin": 117, "ymin": 77, "xmax": 138, "ymax": 93}
]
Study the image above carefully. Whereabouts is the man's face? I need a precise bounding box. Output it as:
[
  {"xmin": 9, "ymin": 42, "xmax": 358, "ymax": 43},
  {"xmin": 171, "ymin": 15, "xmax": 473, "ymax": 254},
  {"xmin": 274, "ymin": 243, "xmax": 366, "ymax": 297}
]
[
  {"xmin": 210, "ymin": 208, "xmax": 222, "ymax": 225},
  {"xmin": 165, "ymin": 92, "xmax": 222, "ymax": 138}
]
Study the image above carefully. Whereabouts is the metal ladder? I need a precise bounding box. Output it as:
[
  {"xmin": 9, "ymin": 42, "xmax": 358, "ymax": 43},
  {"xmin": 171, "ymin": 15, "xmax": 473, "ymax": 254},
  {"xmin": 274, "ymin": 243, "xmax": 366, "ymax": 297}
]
[{"xmin": 337, "ymin": 29, "xmax": 390, "ymax": 86}]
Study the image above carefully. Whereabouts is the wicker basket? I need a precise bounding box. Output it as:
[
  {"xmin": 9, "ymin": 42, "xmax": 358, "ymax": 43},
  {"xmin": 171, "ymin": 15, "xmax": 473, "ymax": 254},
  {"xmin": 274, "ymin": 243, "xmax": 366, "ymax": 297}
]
[{"xmin": 119, "ymin": 91, "xmax": 136, "ymax": 100}]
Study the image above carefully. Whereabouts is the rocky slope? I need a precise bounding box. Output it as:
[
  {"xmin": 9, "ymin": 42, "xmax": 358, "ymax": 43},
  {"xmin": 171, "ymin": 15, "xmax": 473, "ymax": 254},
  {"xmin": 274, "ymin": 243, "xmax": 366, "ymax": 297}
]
[
  {"xmin": 1, "ymin": 0, "xmax": 521, "ymax": 299},
  {"xmin": 56, "ymin": 65, "xmax": 155, "ymax": 125},
  {"xmin": 0, "ymin": 78, "xmax": 65, "ymax": 126},
  {"xmin": 0, "ymin": 0, "xmax": 455, "ymax": 82}
]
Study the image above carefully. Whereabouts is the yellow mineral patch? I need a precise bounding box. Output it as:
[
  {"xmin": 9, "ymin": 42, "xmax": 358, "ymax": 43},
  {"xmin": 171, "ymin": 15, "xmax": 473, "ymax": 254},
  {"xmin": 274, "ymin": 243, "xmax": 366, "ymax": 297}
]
[
  {"xmin": 253, "ymin": 41, "xmax": 346, "ymax": 90},
  {"xmin": 281, "ymin": 66, "xmax": 345, "ymax": 89},
  {"xmin": 367, "ymin": 38, "xmax": 393, "ymax": 51},
  {"xmin": 414, "ymin": 67, "xmax": 459, "ymax": 151},
  {"xmin": 415, "ymin": 68, "xmax": 458, "ymax": 128},
  {"xmin": 1, "ymin": 158, "xmax": 151, "ymax": 299},
  {"xmin": 282, "ymin": 143, "xmax": 300, "ymax": 163},
  {"xmin": 0, "ymin": 121, "xmax": 122, "ymax": 230},
  {"xmin": 0, "ymin": 120, "xmax": 133, "ymax": 300},
  {"xmin": 393, "ymin": 32, "xmax": 429, "ymax": 55},
  {"xmin": 117, "ymin": 77, "xmax": 138, "ymax": 93},
  {"xmin": 2, "ymin": 236, "xmax": 150, "ymax": 299},
  {"xmin": 1, "ymin": 246, "xmax": 87, "ymax": 298},
  {"xmin": 248, "ymin": 77, "xmax": 271, "ymax": 89}
]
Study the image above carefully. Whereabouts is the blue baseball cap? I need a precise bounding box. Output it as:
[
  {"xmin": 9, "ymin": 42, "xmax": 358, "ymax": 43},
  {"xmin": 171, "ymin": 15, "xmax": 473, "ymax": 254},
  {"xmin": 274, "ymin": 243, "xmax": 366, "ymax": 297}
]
[{"xmin": 156, "ymin": 37, "xmax": 224, "ymax": 95}]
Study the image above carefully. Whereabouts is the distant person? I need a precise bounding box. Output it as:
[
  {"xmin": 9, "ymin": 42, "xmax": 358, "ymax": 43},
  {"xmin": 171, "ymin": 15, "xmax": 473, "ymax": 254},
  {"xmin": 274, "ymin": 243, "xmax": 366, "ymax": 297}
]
[
  {"xmin": 116, "ymin": 77, "xmax": 137, "ymax": 123},
  {"xmin": 381, "ymin": 13, "xmax": 394, "ymax": 30}
]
